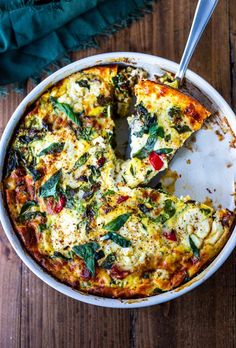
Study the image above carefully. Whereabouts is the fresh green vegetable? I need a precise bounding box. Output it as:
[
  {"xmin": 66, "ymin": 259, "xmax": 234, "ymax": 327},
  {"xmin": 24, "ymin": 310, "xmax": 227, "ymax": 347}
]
[
  {"xmin": 50, "ymin": 96, "xmax": 82, "ymax": 126},
  {"xmin": 6, "ymin": 149, "xmax": 20, "ymax": 176},
  {"xmin": 103, "ymin": 232, "xmax": 131, "ymax": 248},
  {"xmin": 130, "ymin": 165, "xmax": 135, "ymax": 176},
  {"xmin": 103, "ymin": 190, "xmax": 116, "ymax": 197},
  {"xmin": 17, "ymin": 211, "xmax": 46, "ymax": 223},
  {"xmin": 104, "ymin": 213, "xmax": 131, "ymax": 232},
  {"xmin": 52, "ymin": 251, "xmax": 73, "ymax": 261},
  {"xmin": 38, "ymin": 223, "xmax": 47, "ymax": 232},
  {"xmin": 155, "ymin": 148, "xmax": 173, "ymax": 155},
  {"xmin": 73, "ymin": 153, "xmax": 88, "ymax": 170},
  {"xmin": 173, "ymin": 125, "xmax": 191, "ymax": 133},
  {"xmin": 20, "ymin": 200, "xmax": 38, "ymax": 215},
  {"xmin": 168, "ymin": 106, "xmax": 181, "ymax": 118},
  {"xmin": 200, "ymin": 208, "xmax": 212, "ymax": 215},
  {"xmin": 164, "ymin": 199, "xmax": 176, "ymax": 218},
  {"xmin": 72, "ymin": 242, "xmax": 100, "ymax": 276},
  {"xmin": 76, "ymin": 79, "xmax": 90, "ymax": 89},
  {"xmin": 38, "ymin": 142, "xmax": 65, "ymax": 157},
  {"xmin": 39, "ymin": 170, "xmax": 62, "ymax": 198},
  {"xmin": 138, "ymin": 204, "xmax": 151, "ymax": 214},
  {"xmin": 189, "ymin": 236, "xmax": 200, "ymax": 259},
  {"xmin": 101, "ymin": 254, "xmax": 116, "ymax": 269}
]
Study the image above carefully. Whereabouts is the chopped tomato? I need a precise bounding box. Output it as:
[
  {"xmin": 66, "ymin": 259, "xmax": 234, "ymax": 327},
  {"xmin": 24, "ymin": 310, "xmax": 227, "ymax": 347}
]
[
  {"xmin": 149, "ymin": 151, "xmax": 164, "ymax": 170},
  {"xmin": 110, "ymin": 266, "xmax": 129, "ymax": 280},
  {"xmin": 47, "ymin": 195, "xmax": 66, "ymax": 214},
  {"xmin": 163, "ymin": 230, "xmax": 177, "ymax": 241},
  {"xmin": 117, "ymin": 195, "xmax": 129, "ymax": 204}
]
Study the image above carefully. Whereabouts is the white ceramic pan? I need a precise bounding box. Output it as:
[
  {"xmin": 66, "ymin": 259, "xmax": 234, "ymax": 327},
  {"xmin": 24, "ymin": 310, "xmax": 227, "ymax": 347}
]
[{"xmin": 0, "ymin": 52, "xmax": 235, "ymax": 308}]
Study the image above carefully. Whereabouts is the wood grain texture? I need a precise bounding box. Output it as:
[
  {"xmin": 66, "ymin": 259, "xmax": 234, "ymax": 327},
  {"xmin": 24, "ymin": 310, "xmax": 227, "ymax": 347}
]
[{"xmin": 0, "ymin": 0, "xmax": 235, "ymax": 347}]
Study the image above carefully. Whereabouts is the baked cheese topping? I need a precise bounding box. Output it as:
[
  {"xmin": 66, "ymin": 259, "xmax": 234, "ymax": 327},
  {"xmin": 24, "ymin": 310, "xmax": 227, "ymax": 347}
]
[{"xmin": 3, "ymin": 65, "xmax": 235, "ymax": 298}]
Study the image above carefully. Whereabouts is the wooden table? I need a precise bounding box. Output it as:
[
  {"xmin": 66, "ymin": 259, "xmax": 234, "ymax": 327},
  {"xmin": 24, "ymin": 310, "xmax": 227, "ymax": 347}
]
[{"xmin": 0, "ymin": 1, "xmax": 235, "ymax": 347}]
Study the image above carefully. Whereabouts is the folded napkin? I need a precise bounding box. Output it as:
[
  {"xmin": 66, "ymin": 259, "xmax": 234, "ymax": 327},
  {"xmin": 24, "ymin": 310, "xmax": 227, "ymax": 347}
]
[{"xmin": 0, "ymin": 0, "xmax": 153, "ymax": 88}]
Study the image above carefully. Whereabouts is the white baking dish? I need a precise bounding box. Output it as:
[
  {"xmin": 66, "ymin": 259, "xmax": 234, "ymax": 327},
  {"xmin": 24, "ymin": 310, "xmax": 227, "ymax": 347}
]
[{"xmin": 0, "ymin": 52, "xmax": 235, "ymax": 308}]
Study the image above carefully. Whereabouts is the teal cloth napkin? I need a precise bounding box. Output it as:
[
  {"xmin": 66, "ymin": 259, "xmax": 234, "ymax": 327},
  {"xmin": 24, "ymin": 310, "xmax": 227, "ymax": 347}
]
[{"xmin": 0, "ymin": 0, "xmax": 153, "ymax": 87}]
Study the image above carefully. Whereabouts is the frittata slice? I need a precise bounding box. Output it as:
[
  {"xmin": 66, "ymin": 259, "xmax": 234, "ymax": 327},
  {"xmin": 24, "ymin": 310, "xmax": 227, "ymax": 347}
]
[{"xmin": 117, "ymin": 80, "xmax": 211, "ymax": 187}]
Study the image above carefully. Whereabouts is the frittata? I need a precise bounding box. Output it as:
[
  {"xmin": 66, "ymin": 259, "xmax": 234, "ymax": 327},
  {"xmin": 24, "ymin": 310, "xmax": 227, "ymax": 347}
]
[{"xmin": 3, "ymin": 65, "xmax": 235, "ymax": 298}]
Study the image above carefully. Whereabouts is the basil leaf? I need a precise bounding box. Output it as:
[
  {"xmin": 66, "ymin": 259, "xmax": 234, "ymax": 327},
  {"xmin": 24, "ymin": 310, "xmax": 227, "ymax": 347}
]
[
  {"xmin": 104, "ymin": 213, "xmax": 131, "ymax": 231},
  {"xmin": 38, "ymin": 142, "xmax": 65, "ymax": 157},
  {"xmin": 39, "ymin": 170, "xmax": 62, "ymax": 198},
  {"xmin": 50, "ymin": 96, "xmax": 82, "ymax": 126},
  {"xmin": 76, "ymin": 79, "xmax": 90, "ymax": 89},
  {"xmin": 189, "ymin": 236, "xmax": 200, "ymax": 259},
  {"xmin": 103, "ymin": 232, "xmax": 131, "ymax": 248},
  {"xmin": 101, "ymin": 254, "xmax": 116, "ymax": 269},
  {"xmin": 200, "ymin": 208, "xmax": 212, "ymax": 215},
  {"xmin": 173, "ymin": 125, "xmax": 191, "ymax": 133},
  {"xmin": 155, "ymin": 148, "xmax": 173, "ymax": 155},
  {"xmin": 18, "ymin": 211, "xmax": 46, "ymax": 223},
  {"xmin": 72, "ymin": 242, "xmax": 100, "ymax": 276},
  {"xmin": 20, "ymin": 200, "xmax": 38, "ymax": 215}
]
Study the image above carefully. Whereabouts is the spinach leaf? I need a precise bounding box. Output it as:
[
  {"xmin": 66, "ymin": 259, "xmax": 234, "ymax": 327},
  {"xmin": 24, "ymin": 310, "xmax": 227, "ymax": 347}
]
[
  {"xmin": 76, "ymin": 79, "xmax": 90, "ymax": 89},
  {"xmin": 72, "ymin": 242, "xmax": 100, "ymax": 276},
  {"xmin": 173, "ymin": 125, "xmax": 191, "ymax": 133},
  {"xmin": 39, "ymin": 169, "xmax": 62, "ymax": 198},
  {"xmin": 130, "ymin": 165, "xmax": 135, "ymax": 176},
  {"xmin": 200, "ymin": 208, "xmax": 212, "ymax": 215},
  {"xmin": 6, "ymin": 149, "xmax": 21, "ymax": 176},
  {"xmin": 103, "ymin": 190, "xmax": 116, "ymax": 197},
  {"xmin": 104, "ymin": 213, "xmax": 131, "ymax": 232},
  {"xmin": 38, "ymin": 142, "xmax": 65, "ymax": 157},
  {"xmin": 155, "ymin": 148, "xmax": 173, "ymax": 155},
  {"xmin": 20, "ymin": 200, "xmax": 38, "ymax": 215},
  {"xmin": 52, "ymin": 251, "xmax": 73, "ymax": 261},
  {"xmin": 72, "ymin": 153, "xmax": 88, "ymax": 171},
  {"xmin": 138, "ymin": 204, "xmax": 151, "ymax": 214},
  {"xmin": 27, "ymin": 166, "xmax": 41, "ymax": 182},
  {"xmin": 133, "ymin": 125, "xmax": 165, "ymax": 159},
  {"xmin": 101, "ymin": 253, "xmax": 116, "ymax": 269},
  {"xmin": 164, "ymin": 199, "xmax": 176, "ymax": 218},
  {"xmin": 103, "ymin": 232, "xmax": 131, "ymax": 248},
  {"xmin": 17, "ymin": 211, "xmax": 46, "ymax": 223},
  {"xmin": 38, "ymin": 223, "xmax": 47, "ymax": 232},
  {"xmin": 168, "ymin": 106, "xmax": 181, "ymax": 118},
  {"xmin": 112, "ymin": 74, "xmax": 127, "ymax": 91},
  {"xmin": 50, "ymin": 96, "xmax": 82, "ymax": 126},
  {"xmin": 189, "ymin": 236, "xmax": 200, "ymax": 259}
]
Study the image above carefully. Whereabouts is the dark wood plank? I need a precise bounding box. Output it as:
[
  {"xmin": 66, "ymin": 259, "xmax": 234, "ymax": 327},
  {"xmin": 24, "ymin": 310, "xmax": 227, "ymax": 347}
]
[{"xmin": 0, "ymin": 0, "xmax": 235, "ymax": 347}]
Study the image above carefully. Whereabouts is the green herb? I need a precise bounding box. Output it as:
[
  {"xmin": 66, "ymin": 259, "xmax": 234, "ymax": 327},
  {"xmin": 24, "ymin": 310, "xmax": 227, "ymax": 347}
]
[
  {"xmin": 112, "ymin": 74, "xmax": 127, "ymax": 91},
  {"xmin": 130, "ymin": 164, "xmax": 135, "ymax": 176},
  {"xmin": 20, "ymin": 200, "xmax": 38, "ymax": 215},
  {"xmin": 103, "ymin": 190, "xmax": 116, "ymax": 197},
  {"xmin": 103, "ymin": 232, "xmax": 131, "ymax": 248},
  {"xmin": 80, "ymin": 127, "xmax": 93, "ymax": 141},
  {"xmin": 38, "ymin": 223, "xmax": 47, "ymax": 232},
  {"xmin": 52, "ymin": 251, "xmax": 73, "ymax": 261},
  {"xmin": 72, "ymin": 242, "xmax": 100, "ymax": 276},
  {"xmin": 101, "ymin": 254, "xmax": 116, "ymax": 269},
  {"xmin": 18, "ymin": 211, "xmax": 46, "ymax": 223},
  {"xmin": 50, "ymin": 96, "xmax": 82, "ymax": 126},
  {"xmin": 6, "ymin": 149, "xmax": 20, "ymax": 176},
  {"xmin": 173, "ymin": 125, "xmax": 191, "ymax": 134},
  {"xmin": 73, "ymin": 153, "xmax": 88, "ymax": 170},
  {"xmin": 200, "ymin": 208, "xmax": 212, "ymax": 215},
  {"xmin": 27, "ymin": 166, "xmax": 41, "ymax": 182},
  {"xmin": 168, "ymin": 106, "xmax": 181, "ymax": 118},
  {"xmin": 104, "ymin": 213, "xmax": 131, "ymax": 232},
  {"xmin": 39, "ymin": 170, "xmax": 62, "ymax": 198},
  {"xmin": 38, "ymin": 142, "xmax": 65, "ymax": 157},
  {"xmin": 133, "ymin": 125, "xmax": 165, "ymax": 159},
  {"xmin": 155, "ymin": 214, "xmax": 168, "ymax": 224},
  {"xmin": 164, "ymin": 199, "xmax": 176, "ymax": 218},
  {"xmin": 76, "ymin": 79, "xmax": 90, "ymax": 89},
  {"xmin": 138, "ymin": 204, "xmax": 151, "ymax": 214},
  {"xmin": 165, "ymin": 134, "xmax": 171, "ymax": 142},
  {"xmin": 189, "ymin": 236, "xmax": 200, "ymax": 259},
  {"xmin": 155, "ymin": 148, "xmax": 173, "ymax": 155}
]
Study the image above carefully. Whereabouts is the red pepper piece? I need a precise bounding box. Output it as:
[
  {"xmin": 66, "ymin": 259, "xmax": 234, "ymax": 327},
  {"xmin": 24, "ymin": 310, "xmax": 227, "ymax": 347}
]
[
  {"xmin": 163, "ymin": 230, "xmax": 177, "ymax": 241},
  {"xmin": 47, "ymin": 195, "xmax": 66, "ymax": 214},
  {"xmin": 149, "ymin": 151, "xmax": 164, "ymax": 170},
  {"xmin": 117, "ymin": 195, "xmax": 129, "ymax": 204},
  {"xmin": 97, "ymin": 157, "xmax": 106, "ymax": 167}
]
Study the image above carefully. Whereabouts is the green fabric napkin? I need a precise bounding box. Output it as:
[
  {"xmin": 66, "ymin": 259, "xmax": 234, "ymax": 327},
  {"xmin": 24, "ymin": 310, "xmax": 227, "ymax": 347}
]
[{"xmin": 0, "ymin": 0, "xmax": 153, "ymax": 87}]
